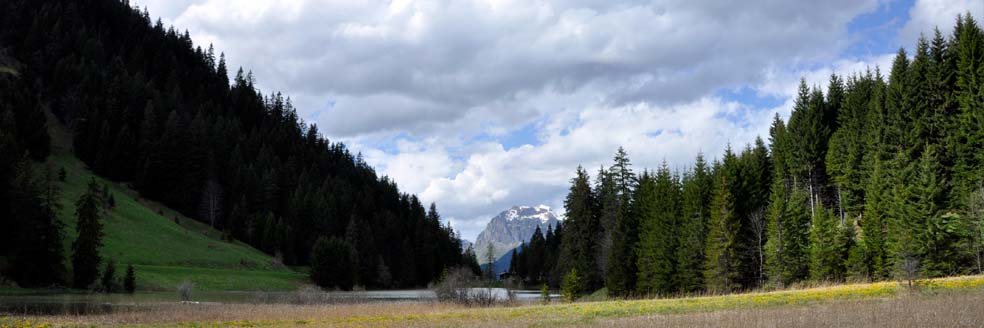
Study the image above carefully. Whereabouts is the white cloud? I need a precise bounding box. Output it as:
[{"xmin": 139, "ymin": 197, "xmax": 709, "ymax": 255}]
[
  {"xmin": 129, "ymin": 0, "xmax": 926, "ymax": 241},
  {"xmin": 899, "ymin": 0, "xmax": 983, "ymax": 45}
]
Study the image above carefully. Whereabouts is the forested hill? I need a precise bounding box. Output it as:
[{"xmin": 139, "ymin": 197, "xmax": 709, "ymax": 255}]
[
  {"xmin": 0, "ymin": 0, "xmax": 477, "ymax": 289},
  {"xmin": 512, "ymin": 14, "xmax": 984, "ymax": 297}
]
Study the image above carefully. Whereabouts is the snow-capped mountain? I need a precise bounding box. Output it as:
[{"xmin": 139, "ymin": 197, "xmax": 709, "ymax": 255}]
[{"xmin": 474, "ymin": 205, "xmax": 560, "ymax": 264}]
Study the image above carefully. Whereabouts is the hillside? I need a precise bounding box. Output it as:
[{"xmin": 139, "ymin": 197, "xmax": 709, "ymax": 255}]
[
  {"xmin": 0, "ymin": 0, "xmax": 476, "ymax": 291},
  {"xmin": 47, "ymin": 115, "xmax": 305, "ymax": 291}
]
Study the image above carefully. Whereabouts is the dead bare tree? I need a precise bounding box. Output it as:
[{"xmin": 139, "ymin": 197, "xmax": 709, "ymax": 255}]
[
  {"xmin": 200, "ymin": 178, "xmax": 223, "ymax": 228},
  {"xmin": 749, "ymin": 208, "xmax": 767, "ymax": 287}
]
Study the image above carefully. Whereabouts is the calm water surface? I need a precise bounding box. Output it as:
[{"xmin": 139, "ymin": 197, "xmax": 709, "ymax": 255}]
[{"xmin": 0, "ymin": 288, "xmax": 554, "ymax": 315}]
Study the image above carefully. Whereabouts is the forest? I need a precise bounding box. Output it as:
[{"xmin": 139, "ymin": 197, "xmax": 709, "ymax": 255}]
[
  {"xmin": 0, "ymin": 0, "xmax": 479, "ymax": 290},
  {"xmin": 510, "ymin": 14, "xmax": 984, "ymax": 297}
]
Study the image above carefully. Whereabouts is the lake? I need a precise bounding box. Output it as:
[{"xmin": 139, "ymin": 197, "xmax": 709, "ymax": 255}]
[{"xmin": 0, "ymin": 288, "xmax": 557, "ymax": 315}]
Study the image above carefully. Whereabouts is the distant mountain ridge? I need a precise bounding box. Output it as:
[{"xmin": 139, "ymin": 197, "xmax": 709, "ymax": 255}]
[{"xmin": 475, "ymin": 205, "xmax": 559, "ymax": 264}]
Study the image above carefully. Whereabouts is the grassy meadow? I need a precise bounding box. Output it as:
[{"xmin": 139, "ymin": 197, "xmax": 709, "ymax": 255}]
[
  {"xmin": 3, "ymin": 275, "xmax": 983, "ymax": 327},
  {"xmin": 34, "ymin": 118, "xmax": 307, "ymax": 292}
]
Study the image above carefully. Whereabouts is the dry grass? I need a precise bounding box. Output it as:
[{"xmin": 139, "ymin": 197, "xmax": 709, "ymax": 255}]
[
  {"xmin": 591, "ymin": 291, "xmax": 984, "ymax": 328},
  {"xmin": 5, "ymin": 275, "xmax": 984, "ymax": 327}
]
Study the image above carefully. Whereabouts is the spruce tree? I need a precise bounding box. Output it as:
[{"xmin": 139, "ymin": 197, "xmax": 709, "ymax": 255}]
[
  {"xmin": 124, "ymin": 264, "xmax": 136, "ymax": 294},
  {"xmin": 909, "ymin": 146, "xmax": 958, "ymax": 277},
  {"xmin": 595, "ymin": 166, "xmax": 617, "ymax": 281},
  {"xmin": 952, "ymin": 14, "xmax": 984, "ymax": 200},
  {"xmin": 809, "ymin": 207, "xmax": 844, "ymax": 282},
  {"xmin": 605, "ymin": 149, "xmax": 637, "ymax": 296},
  {"xmin": 703, "ymin": 174, "xmax": 739, "ymax": 292},
  {"xmin": 767, "ymin": 185, "xmax": 811, "ymax": 287},
  {"xmin": 72, "ymin": 179, "xmax": 104, "ymax": 289},
  {"xmin": 635, "ymin": 163, "xmax": 680, "ymax": 295},
  {"xmin": 559, "ymin": 166, "xmax": 599, "ymax": 291},
  {"xmin": 7, "ymin": 157, "xmax": 66, "ymax": 287},
  {"xmin": 310, "ymin": 237, "xmax": 356, "ymax": 291},
  {"xmin": 101, "ymin": 259, "xmax": 116, "ymax": 293},
  {"xmin": 786, "ymin": 80, "xmax": 830, "ymax": 219},
  {"xmin": 674, "ymin": 154, "xmax": 712, "ymax": 293}
]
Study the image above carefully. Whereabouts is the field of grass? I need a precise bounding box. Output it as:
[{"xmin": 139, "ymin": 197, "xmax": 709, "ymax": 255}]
[
  {"xmin": 34, "ymin": 116, "xmax": 306, "ymax": 292},
  {"xmin": 4, "ymin": 275, "xmax": 983, "ymax": 327}
]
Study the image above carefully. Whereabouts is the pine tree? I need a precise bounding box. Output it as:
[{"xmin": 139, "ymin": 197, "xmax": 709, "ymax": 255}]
[
  {"xmin": 310, "ymin": 237, "xmax": 356, "ymax": 291},
  {"xmin": 887, "ymin": 151, "xmax": 921, "ymax": 280},
  {"xmin": 766, "ymin": 184, "xmax": 811, "ymax": 287},
  {"xmin": 827, "ymin": 72, "xmax": 876, "ymax": 221},
  {"xmin": 124, "ymin": 264, "xmax": 136, "ymax": 294},
  {"xmin": 861, "ymin": 158, "xmax": 892, "ymax": 279},
  {"xmin": 559, "ymin": 166, "xmax": 600, "ymax": 291},
  {"xmin": 101, "ymin": 259, "xmax": 116, "ymax": 293},
  {"xmin": 741, "ymin": 138, "xmax": 772, "ymax": 287},
  {"xmin": 6, "ymin": 157, "xmax": 66, "ymax": 287},
  {"xmin": 703, "ymin": 174, "xmax": 740, "ymax": 292},
  {"xmin": 952, "ymin": 14, "xmax": 984, "ymax": 200},
  {"xmin": 909, "ymin": 146, "xmax": 958, "ymax": 277},
  {"xmin": 595, "ymin": 166, "xmax": 617, "ymax": 282},
  {"xmin": 72, "ymin": 179, "xmax": 104, "ymax": 289},
  {"xmin": 636, "ymin": 163, "xmax": 680, "ymax": 295},
  {"xmin": 809, "ymin": 207, "xmax": 844, "ymax": 282},
  {"xmin": 786, "ymin": 80, "xmax": 830, "ymax": 219},
  {"xmin": 606, "ymin": 149, "xmax": 638, "ymax": 296},
  {"xmin": 674, "ymin": 154, "xmax": 712, "ymax": 293}
]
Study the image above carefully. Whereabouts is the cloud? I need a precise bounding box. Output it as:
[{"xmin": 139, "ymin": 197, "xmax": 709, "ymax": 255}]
[
  {"xmin": 899, "ymin": 0, "xmax": 983, "ymax": 45},
  {"xmin": 130, "ymin": 0, "xmax": 935, "ymax": 241},
  {"xmin": 148, "ymin": 0, "xmax": 879, "ymax": 140}
]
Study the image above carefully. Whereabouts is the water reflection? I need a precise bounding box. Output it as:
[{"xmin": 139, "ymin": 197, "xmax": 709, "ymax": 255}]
[{"xmin": 0, "ymin": 289, "xmax": 557, "ymax": 316}]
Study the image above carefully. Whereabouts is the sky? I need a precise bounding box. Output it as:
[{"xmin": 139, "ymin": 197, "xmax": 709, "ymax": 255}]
[{"xmin": 131, "ymin": 0, "xmax": 983, "ymax": 242}]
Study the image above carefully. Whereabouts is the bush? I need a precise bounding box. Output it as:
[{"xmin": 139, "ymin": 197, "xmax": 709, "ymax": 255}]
[
  {"xmin": 540, "ymin": 283, "xmax": 550, "ymax": 305},
  {"xmin": 310, "ymin": 237, "xmax": 355, "ymax": 291},
  {"xmin": 435, "ymin": 266, "xmax": 500, "ymax": 306},
  {"xmin": 561, "ymin": 268, "xmax": 582, "ymax": 303},
  {"xmin": 177, "ymin": 280, "xmax": 193, "ymax": 301},
  {"xmin": 123, "ymin": 264, "xmax": 135, "ymax": 293}
]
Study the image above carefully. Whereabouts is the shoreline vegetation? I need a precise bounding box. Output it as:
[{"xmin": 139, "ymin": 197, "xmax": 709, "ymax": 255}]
[{"xmin": 2, "ymin": 275, "xmax": 982, "ymax": 327}]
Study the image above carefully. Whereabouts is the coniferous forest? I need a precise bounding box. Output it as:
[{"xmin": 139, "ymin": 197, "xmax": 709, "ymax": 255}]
[
  {"xmin": 511, "ymin": 14, "xmax": 984, "ymax": 296},
  {"xmin": 0, "ymin": 0, "xmax": 479, "ymax": 290}
]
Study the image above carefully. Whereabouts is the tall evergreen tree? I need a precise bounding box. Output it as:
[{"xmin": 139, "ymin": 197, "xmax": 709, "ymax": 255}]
[
  {"xmin": 674, "ymin": 154, "xmax": 712, "ymax": 293},
  {"xmin": 786, "ymin": 80, "xmax": 831, "ymax": 218},
  {"xmin": 635, "ymin": 164, "xmax": 680, "ymax": 295},
  {"xmin": 703, "ymin": 173, "xmax": 740, "ymax": 292},
  {"xmin": 809, "ymin": 207, "xmax": 845, "ymax": 282},
  {"xmin": 952, "ymin": 14, "xmax": 984, "ymax": 200},
  {"xmin": 559, "ymin": 166, "xmax": 600, "ymax": 291},
  {"xmin": 606, "ymin": 149, "xmax": 638, "ymax": 296},
  {"xmin": 72, "ymin": 179, "xmax": 104, "ymax": 289},
  {"xmin": 766, "ymin": 184, "xmax": 811, "ymax": 287}
]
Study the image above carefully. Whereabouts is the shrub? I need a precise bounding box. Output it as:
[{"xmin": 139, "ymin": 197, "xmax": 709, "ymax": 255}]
[
  {"xmin": 178, "ymin": 280, "xmax": 193, "ymax": 301},
  {"xmin": 310, "ymin": 237, "xmax": 356, "ymax": 291},
  {"xmin": 561, "ymin": 268, "xmax": 582, "ymax": 303},
  {"xmin": 434, "ymin": 266, "xmax": 500, "ymax": 306},
  {"xmin": 540, "ymin": 283, "xmax": 550, "ymax": 305}
]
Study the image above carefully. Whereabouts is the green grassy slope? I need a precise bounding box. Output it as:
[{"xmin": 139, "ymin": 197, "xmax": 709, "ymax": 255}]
[{"xmin": 47, "ymin": 116, "xmax": 306, "ymax": 292}]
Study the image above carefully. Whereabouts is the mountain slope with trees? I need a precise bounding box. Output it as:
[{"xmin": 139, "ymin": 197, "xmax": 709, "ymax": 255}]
[{"xmin": 0, "ymin": 0, "xmax": 476, "ymax": 290}]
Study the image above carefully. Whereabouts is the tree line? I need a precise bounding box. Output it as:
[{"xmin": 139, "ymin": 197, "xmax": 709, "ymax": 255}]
[
  {"xmin": 0, "ymin": 0, "xmax": 478, "ymax": 289},
  {"xmin": 513, "ymin": 14, "xmax": 984, "ymax": 296}
]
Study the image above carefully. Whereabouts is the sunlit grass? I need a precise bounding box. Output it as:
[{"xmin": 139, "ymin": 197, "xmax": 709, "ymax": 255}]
[{"xmin": 40, "ymin": 116, "xmax": 306, "ymax": 292}]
